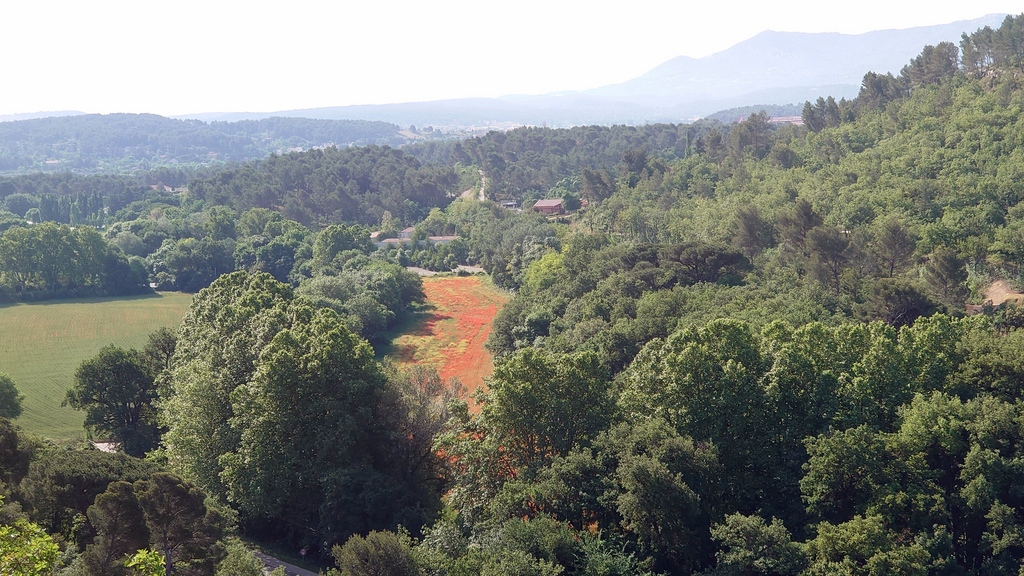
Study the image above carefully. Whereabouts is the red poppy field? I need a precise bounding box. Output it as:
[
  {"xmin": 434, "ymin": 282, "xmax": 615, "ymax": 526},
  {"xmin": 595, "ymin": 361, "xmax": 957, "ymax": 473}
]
[{"xmin": 388, "ymin": 275, "xmax": 508, "ymax": 405}]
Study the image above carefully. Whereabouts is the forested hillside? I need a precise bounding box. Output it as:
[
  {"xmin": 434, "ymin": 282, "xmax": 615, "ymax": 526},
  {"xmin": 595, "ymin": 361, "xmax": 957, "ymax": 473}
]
[
  {"xmin": 1, "ymin": 14, "xmax": 1024, "ymax": 576},
  {"xmin": 0, "ymin": 114, "xmax": 408, "ymax": 172},
  {"xmin": 187, "ymin": 145, "xmax": 462, "ymax": 226}
]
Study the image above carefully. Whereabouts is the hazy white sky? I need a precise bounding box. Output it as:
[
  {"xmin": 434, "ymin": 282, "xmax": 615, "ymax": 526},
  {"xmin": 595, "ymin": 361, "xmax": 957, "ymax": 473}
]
[{"xmin": 1, "ymin": 1, "xmax": 1020, "ymax": 116}]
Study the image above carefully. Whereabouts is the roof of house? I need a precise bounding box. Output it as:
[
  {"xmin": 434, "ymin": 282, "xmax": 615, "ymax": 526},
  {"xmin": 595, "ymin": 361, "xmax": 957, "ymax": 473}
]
[{"xmin": 533, "ymin": 199, "xmax": 564, "ymax": 208}]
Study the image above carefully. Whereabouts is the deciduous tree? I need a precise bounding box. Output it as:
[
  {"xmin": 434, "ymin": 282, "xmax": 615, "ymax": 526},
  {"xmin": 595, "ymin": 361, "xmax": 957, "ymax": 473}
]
[
  {"xmin": 0, "ymin": 373, "xmax": 23, "ymax": 419},
  {"xmin": 65, "ymin": 346, "xmax": 159, "ymax": 457}
]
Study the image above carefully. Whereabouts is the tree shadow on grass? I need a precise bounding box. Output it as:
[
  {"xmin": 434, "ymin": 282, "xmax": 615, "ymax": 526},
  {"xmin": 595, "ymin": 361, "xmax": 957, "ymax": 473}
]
[
  {"xmin": 0, "ymin": 291, "xmax": 181, "ymax": 309},
  {"xmin": 19, "ymin": 292, "xmax": 170, "ymax": 307},
  {"xmin": 375, "ymin": 302, "xmax": 452, "ymax": 359}
]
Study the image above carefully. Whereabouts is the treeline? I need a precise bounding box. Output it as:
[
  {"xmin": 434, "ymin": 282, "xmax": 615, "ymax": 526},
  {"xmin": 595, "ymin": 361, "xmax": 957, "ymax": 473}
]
[
  {"xmin": 0, "ymin": 113, "xmax": 407, "ymax": 172},
  {"xmin": 0, "ymin": 207, "xmax": 424, "ymax": 343},
  {"xmin": 0, "ymin": 169, "xmax": 195, "ymax": 220},
  {"xmin": 0, "ymin": 222, "xmax": 149, "ymax": 299},
  {"xmin": 408, "ymin": 123, "xmax": 711, "ymax": 205},
  {"xmin": 187, "ymin": 145, "xmax": 462, "ymax": 227}
]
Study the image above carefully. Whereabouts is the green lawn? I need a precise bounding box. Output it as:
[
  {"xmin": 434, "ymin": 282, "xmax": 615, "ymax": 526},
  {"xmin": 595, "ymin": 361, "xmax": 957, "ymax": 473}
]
[{"xmin": 0, "ymin": 293, "xmax": 194, "ymax": 440}]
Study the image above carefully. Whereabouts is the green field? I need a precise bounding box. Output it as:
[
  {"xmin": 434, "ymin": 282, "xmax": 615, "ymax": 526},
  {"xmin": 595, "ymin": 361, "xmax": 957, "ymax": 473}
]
[{"xmin": 0, "ymin": 293, "xmax": 194, "ymax": 440}]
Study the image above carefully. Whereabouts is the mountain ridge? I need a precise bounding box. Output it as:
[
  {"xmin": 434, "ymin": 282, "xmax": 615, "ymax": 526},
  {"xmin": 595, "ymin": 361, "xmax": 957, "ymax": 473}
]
[
  {"xmin": 168, "ymin": 14, "xmax": 1008, "ymax": 127},
  {"xmin": 3, "ymin": 14, "xmax": 1013, "ymax": 130}
]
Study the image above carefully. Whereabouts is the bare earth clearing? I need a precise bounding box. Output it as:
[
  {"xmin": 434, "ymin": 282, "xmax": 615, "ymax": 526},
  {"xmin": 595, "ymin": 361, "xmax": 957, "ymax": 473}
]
[
  {"xmin": 983, "ymin": 279, "xmax": 1024, "ymax": 306},
  {"xmin": 967, "ymin": 280, "xmax": 1024, "ymax": 314}
]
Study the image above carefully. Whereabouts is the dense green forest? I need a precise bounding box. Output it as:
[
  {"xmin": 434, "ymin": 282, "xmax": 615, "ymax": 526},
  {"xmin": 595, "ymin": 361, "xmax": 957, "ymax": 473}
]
[{"xmin": 2, "ymin": 13, "xmax": 1024, "ymax": 575}]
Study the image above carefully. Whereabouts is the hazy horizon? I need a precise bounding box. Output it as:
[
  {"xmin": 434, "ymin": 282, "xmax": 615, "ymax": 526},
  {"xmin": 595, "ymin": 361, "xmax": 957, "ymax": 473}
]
[{"xmin": 3, "ymin": 1, "xmax": 1021, "ymax": 117}]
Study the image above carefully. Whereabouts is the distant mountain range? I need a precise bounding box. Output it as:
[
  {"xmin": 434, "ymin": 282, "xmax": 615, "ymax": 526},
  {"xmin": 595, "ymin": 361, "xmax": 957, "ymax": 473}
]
[
  {"xmin": 0, "ymin": 14, "xmax": 1011, "ymax": 154},
  {"xmin": 174, "ymin": 14, "xmax": 1008, "ymax": 128}
]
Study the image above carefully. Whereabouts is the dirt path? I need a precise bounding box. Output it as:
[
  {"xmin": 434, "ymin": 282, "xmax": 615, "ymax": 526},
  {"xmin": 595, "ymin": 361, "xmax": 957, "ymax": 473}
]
[{"xmin": 459, "ymin": 170, "xmax": 487, "ymax": 201}]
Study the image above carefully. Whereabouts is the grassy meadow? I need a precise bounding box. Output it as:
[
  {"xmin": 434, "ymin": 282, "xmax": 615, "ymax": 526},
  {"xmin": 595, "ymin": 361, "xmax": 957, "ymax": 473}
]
[{"xmin": 0, "ymin": 292, "xmax": 194, "ymax": 440}]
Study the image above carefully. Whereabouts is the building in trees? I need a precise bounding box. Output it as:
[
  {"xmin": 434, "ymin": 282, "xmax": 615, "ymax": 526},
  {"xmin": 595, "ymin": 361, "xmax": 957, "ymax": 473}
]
[{"xmin": 532, "ymin": 199, "xmax": 565, "ymax": 215}]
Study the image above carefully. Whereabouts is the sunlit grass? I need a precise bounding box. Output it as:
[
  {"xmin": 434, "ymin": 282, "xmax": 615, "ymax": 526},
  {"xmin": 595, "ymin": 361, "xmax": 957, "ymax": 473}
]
[{"xmin": 0, "ymin": 293, "xmax": 194, "ymax": 439}]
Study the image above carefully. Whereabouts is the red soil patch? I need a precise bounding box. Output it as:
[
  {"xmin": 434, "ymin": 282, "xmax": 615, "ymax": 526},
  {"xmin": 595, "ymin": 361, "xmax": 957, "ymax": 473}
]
[{"xmin": 390, "ymin": 276, "xmax": 508, "ymax": 407}]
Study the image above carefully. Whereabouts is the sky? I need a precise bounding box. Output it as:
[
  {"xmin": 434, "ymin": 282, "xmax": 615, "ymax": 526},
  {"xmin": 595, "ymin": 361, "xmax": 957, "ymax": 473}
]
[{"xmin": 1, "ymin": 1, "xmax": 1021, "ymax": 117}]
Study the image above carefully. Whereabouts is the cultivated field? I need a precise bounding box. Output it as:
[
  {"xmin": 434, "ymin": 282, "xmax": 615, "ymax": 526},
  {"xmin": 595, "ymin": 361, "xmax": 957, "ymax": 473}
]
[
  {"xmin": 0, "ymin": 293, "xmax": 194, "ymax": 439},
  {"xmin": 387, "ymin": 275, "xmax": 508, "ymax": 408}
]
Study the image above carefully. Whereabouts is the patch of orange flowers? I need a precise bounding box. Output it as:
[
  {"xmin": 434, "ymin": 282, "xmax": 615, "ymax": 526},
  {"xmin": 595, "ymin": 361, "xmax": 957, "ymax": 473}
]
[{"xmin": 392, "ymin": 276, "xmax": 507, "ymax": 405}]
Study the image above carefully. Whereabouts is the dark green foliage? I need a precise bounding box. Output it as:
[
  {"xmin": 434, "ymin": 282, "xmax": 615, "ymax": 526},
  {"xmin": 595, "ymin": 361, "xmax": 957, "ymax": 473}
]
[
  {"xmin": 0, "ymin": 373, "xmax": 24, "ymax": 420},
  {"xmin": 487, "ymin": 234, "xmax": 754, "ymax": 370},
  {"xmin": 82, "ymin": 481, "xmax": 149, "ymax": 576},
  {"xmin": 65, "ymin": 346, "xmax": 160, "ymax": 457},
  {"xmin": 802, "ymin": 96, "xmax": 844, "ymax": 133},
  {"xmin": 310, "ymin": 224, "xmax": 374, "ymax": 270},
  {"xmin": 728, "ymin": 112, "xmax": 773, "ymax": 159},
  {"xmin": 0, "ymin": 223, "xmax": 150, "ymax": 298},
  {"xmin": 777, "ymin": 198, "xmax": 823, "ymax": 252},
  {"xmin": 960, "ymin": 14, "xmax": 1024, "ymax": 79},
  {"xmin": 949, "ymin": 326, "xmax": 1024, "ymax": 401},
  {"xmin": 0, "ymin": 418, "xmax": 34, "ymax": 487},
  {"xmin": 134, "ymin": 472, "xmax": 226, "ymax": 576},
  {"xmin": 17, "ymin": 449, "xmax": 157, "ymax": 543},
  {"xmin": 163, "ymin": 271, "xmax": 448, "ymax": 554},
  {"xmin": 858, "ymin": 278, "xmax": 938, "ymax": 327},
  {"xmin": 806, "ymin": 226, "xmax": 851, "ymax": 296},
  {"xmin": 733, "ymin": 205, "xmax": 775, "ymax": 258},
  {"xmin": 140, "ymin": 327, "xmax": 177, "ymax": 376},
  {"xmin": 296, "ymin": 260, "xmax": 424, "ymax": 343},
  {"xmin": 924, "ymin": 246, "xmax": 968, "ymax": 308},
  {"xmin": 799, "ymin": 393, "xmax": 1024, "ymax": 574},
  {"xmin": 148, "ymin": 237, "xmax": 235, "ymax": 293},
  {"xmin": 869, "ymin": 218, "xmax": 915, "ymax": 278},
  {"xmin": 428, "ymin": 124, "xmax": 698, "ymax": 204},
  {"xmin": 901, "ymin": 42, "xmax": 960, "ymax": 89},
  {"xmin": 188, "ymin": 146, "xmax": 459, "ymax": 227},
  {"xmin": 486, "ymin": 348, "xmax": 613, "ymax": 469},
  {"xmin": 3, "ymin": 193, "xmax": 38, "ymax": 217},
  {"xmin": 801, "ymin": 425, "xmax": 889, "ymax": 524}
]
